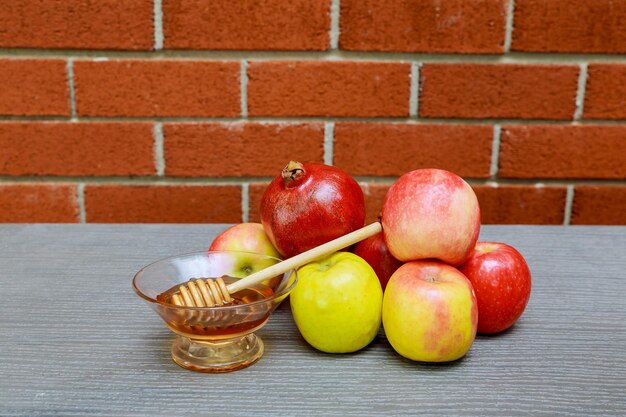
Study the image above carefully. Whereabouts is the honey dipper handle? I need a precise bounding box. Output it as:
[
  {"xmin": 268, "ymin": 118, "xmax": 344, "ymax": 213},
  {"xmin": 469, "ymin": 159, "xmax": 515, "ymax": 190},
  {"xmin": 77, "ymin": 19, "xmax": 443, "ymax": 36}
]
[{"xmin": 226, "ymin": 222, "xmax": 383, "ymax": 294}]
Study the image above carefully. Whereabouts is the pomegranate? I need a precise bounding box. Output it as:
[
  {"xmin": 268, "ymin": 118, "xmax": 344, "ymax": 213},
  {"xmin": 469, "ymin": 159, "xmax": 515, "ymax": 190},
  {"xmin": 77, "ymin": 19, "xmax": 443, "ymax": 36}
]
[
  {"xmin": 260, "ymin": 161, "xmax": 365, "ymax": 258},
  {"xmin": 353, "ymin": 232, "xmax": 403, "ymax": 291}
]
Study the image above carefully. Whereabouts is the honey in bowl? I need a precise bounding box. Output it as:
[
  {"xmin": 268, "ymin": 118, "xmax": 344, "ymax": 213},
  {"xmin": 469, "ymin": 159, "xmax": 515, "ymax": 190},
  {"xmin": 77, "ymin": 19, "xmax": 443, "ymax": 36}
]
[
  {"xmin": 133, "ymin": 250, "xmax": 298, "ymax": 372},
  {"xmin": 156, "ymin": 276, "xmax": 276, "ymax": 340}
]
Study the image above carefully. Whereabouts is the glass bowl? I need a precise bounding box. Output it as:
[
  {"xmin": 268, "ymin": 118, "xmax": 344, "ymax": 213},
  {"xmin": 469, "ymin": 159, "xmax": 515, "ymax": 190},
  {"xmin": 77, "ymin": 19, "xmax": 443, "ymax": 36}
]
[{"xmin": 132, "ymin": 251, "xmax": 297, "ymax": 373}]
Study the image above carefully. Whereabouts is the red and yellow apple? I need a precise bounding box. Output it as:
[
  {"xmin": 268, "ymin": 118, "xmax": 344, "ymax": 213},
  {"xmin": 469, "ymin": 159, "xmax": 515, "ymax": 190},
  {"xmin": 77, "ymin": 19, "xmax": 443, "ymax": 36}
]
[
  {"xmin": 459, "ymin": 242, "xmax": 532, "ymax": 334},
  {"xmin": 353, "ymin": 233, "xmax": 402, "ymax": 291},
  {"xmin": 382, "ymin": 260, "xmax": 478, "ymax": 362},
  {"xmin": 290, "ymin": 252, "xmax": 383, "ymax": 353},
  {"xmin": 209, "ymin": 222, "xmax": 281, "ymax": 259},
  {"xmin": 209, "ymin": 223, "xmax": 282, "ymax": 278},
  {"xmin": 381, "ymin": 169, "xmax": 480, "ymax": 266}
]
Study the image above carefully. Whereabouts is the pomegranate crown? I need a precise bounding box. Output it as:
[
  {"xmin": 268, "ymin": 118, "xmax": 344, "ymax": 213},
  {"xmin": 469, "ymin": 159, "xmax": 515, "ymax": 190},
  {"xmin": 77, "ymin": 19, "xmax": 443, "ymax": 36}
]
[{"xmin": 281, "ymin": 161, "xmax": 305, "ymax": 183}]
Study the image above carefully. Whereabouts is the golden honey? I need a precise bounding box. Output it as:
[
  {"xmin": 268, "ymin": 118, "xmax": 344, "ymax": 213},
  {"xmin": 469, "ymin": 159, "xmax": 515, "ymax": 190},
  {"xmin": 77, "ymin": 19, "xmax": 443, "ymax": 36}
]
[{"xmin": 156, "ymin": 276, "xmax": 275, "ymax": 340}]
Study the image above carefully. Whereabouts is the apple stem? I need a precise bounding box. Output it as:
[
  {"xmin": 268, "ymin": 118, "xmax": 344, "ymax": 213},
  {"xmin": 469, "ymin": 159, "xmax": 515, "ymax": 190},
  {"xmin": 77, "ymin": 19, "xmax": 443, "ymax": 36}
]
[{"xmin": 282, "ymin": 161, "xmax": 305, "ymax": 183}]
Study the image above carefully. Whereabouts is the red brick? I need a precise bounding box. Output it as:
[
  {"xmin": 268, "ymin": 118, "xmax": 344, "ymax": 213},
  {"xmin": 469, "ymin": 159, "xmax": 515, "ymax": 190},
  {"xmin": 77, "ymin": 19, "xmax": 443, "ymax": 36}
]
[
  {"xmin": 499, "ymin": 125, "xmax": 626, "ymax": 179},
  {"xmin": 247, "ymin": 61, "xmax": 410, "ymax": 117},
  {"xmin": 84, "ymin": 185, "xmax": 242, "ymax": 223},
  {"xmin": 0, "ymin": 122, "xmax": 155, "ymax": 177},
  {"xmin": 473, "ymin": 185, "xmax": 566, "ymax": 225},
  {"xmin": 584, "ymin": 65, "xmax": 626, "ymax": 120},
  {"xmin": 0, "ymin": 59, "xmax": 69, "ymax": 116},
  {"xmin": 334, "ymin": 123, "xmax": 492, "ymax": 177},
  {"xmin": 164, "ymin": 123, "xmax": 324, "ymax": 177},
  {"xmin": 512, "ymin": 0, "xmax": 626, "ymax": 53},
  {"xmin": 0, "ymin": 184, "xmax": 78, "ymax": 222},
  {"xmin": 420, "ymin": 64, "xmax": 579, "ymax": 120},
  {"xmin": 360, "ymin": 183, "xmax": 393, "ymax": 225},
  {"xmin": 74, "ymin": 60, "xmax": 240, "ymax": 117},
  {"xmin": 571, "ymin": 186, "xmax": 626, "ymax": 225},
  {"xmin": 0, "ymin": 0, "xmax": 153, "ymax": 50},
  {"xmin": 163, "ymin": 0, "xmax": 330, "ymax": 51},
  {"xmin": 248, "ymin": 182, "xmax": 270, "ymax": 223},
  {"xmin": 340, "ymin": 0, "xmax": 506, "ymax": 53}
]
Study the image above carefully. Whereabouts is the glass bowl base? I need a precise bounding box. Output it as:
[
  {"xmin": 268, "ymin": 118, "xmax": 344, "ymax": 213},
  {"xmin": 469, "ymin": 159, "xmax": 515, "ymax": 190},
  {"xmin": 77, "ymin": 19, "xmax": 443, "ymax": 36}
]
[{"xmin": 171, "ymin": 334, "xmax": 264, "ymax": 373}]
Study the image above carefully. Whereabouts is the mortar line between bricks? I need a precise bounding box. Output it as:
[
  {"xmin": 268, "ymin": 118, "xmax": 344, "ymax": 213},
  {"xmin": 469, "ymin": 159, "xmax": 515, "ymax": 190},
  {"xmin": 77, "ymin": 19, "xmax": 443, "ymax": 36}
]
[
  {"xmin": 241, "ymin": 183, "xmax": 250, "ymax": 223},
  {"xmin": 154, "ymin": 123, "xmax": 165, "ymax": 176},
  {"xmin": 3, "ymin": 49, "xmax": 626, "ymax": 63},
  {"xmin": 574, "ymin": 64, "xmax": 589, "ymax": 120},
  {"xmin": 2, "ymin": 115, "xmax": 626, "ymax": 125},
  {"xmin": 77, "ymin": 183, "xmax": 86, "ymax": 223},
  {"xmin": 66, "ymin": 59, "xmax": 77, "ymax": 120},
  {"xmin": 153, "ymin": 0, "xmax": 164, "ymax": 50},
  {"xmin": 409, "ymin": 63, "xmax": 420, "ymax": 117},
  {"xmin": 1, "ymin": 176, "xmax": 624, "ymax": 187},
  {"xmin": 563, "ymin": 185, "xmax": 575, "ymax": 225},
  {"xmin": 490, "ymin": 125, "xmax": 502, "ymax": 178},
  {"xmin": 324, "ymin": 122, "xmax": 334, "ymax": 165},
  {"xmin": 504, "ymin": 0, "xmax": 515, "ymax": 52},
  {"xmin": 240, "ymin": 60, "xmax": 248, "ymax": 117},
  {"xmin": 330, "ymin": 0, "xmax": 341, "ymax": 49}
]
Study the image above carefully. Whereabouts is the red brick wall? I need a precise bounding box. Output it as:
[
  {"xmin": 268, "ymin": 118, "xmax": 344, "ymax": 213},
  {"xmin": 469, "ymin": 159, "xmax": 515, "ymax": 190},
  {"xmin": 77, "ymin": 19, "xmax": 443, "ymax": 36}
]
[{"xmin": 0, "ymin": 0, "xmax": 624, "ymax": 225}]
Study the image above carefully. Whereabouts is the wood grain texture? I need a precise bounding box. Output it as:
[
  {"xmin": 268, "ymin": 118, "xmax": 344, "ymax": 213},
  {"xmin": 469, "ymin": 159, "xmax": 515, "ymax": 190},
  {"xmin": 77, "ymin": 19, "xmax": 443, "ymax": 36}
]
[{"xmin": 0, "ymin": 225, "xmax": 624, "ymax": 416}]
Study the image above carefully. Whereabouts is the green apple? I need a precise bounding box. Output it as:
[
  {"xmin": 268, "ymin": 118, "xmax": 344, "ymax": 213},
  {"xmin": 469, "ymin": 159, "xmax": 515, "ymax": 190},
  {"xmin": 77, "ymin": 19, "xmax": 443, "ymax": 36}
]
[
  {"xmin": 290, "ymin": 252, "xmax": 383, "ymax": 353},
  {"xmin": 383, "ymin": 260, "xmax": 478, "ymax": 362}
]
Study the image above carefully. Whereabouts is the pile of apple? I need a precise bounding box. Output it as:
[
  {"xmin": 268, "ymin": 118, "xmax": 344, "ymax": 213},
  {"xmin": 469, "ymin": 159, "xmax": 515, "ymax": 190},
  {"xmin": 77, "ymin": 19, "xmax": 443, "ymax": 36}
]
[{"xmin": 209, "ymin": 161, "xmax": 531, "ymax": 363}]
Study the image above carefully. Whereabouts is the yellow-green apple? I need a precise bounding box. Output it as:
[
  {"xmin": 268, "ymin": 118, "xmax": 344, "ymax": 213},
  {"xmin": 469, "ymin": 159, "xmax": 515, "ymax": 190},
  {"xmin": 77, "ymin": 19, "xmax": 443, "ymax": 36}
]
[
  {"xmin": 290, "ymin": 252, "xmax": 383, "ymax": 353},
  {"xmin": 383, "ymin": 260, "xmax": 478, "ymax": 362},
  {"xmin": 209, "ymin": 223, "xmax": 281, "ymax": 278},
  {"xmin": 459, "ymin": 242, "xmax": 532, "ymax": 334},
  {"xmin": 381, "ymin": 169, "xmax": 480, "ymax": 266},
  {"xmin": 353, "ymin": 233, "xmax": 403, "ymax": 291}
]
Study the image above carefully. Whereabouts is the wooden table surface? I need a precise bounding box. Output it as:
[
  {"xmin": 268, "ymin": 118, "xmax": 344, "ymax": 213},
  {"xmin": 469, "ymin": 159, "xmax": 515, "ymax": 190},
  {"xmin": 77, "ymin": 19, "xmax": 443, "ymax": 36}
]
[{"xmin": 0, "ymin": 224, "xmax": 625, "ymax": 416}]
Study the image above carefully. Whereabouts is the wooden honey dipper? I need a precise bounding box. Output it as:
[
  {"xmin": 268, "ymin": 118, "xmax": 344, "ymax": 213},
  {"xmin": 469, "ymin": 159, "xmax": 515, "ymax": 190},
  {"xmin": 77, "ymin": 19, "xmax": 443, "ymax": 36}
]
[
  {"xmin": 167, "ymin": 222, "xmax": 383, "ymax": 308},
  {"xmin": 170, "ymin": 276, "xmax": 233, "ymax": 307}
]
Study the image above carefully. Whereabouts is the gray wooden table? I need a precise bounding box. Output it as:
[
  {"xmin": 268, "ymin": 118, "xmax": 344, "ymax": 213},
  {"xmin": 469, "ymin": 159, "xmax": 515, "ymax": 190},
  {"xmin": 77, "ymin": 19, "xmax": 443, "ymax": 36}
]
[{"xmin": 0, "ymin": 225, "xmax": 625, "ymax": 416}]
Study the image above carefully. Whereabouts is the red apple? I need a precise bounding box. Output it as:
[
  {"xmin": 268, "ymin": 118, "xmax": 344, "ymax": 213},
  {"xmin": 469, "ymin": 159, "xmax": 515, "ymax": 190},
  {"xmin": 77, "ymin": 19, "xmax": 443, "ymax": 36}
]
[
  {"xmin": 260, "ymin": 161, "xmax": 365, "ymax": 258},
  {"xmin": 383, "ymin": 260, "xmax": 478, "ymax": 362},
  {"xmin": 459, "ymin": 242, "xmax": 532, "ymax": 334},
  {"xmin": 382, "ymin": 169, "xmax": 480, "ymax": 266},
  {"xmin": 353, "ymin": 233, "xmax": 402, "ymax": 291}
]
